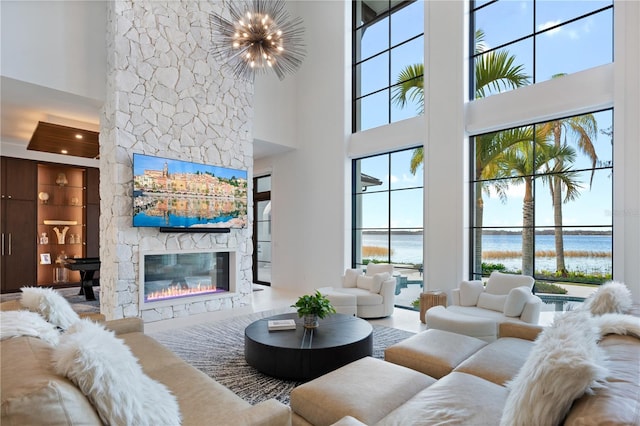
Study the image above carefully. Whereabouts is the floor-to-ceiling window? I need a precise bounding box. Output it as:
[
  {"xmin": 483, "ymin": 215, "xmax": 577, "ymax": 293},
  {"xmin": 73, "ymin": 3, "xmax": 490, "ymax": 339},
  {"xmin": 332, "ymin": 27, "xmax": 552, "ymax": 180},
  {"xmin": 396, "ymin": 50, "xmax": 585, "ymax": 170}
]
[
  {"xmin": 470, "ymin": 110, "xmax": 613, "ymax": 287},
  {"xmin": 253, "ymin": 175, "xmax": 271, "ymax": 285},
  {"xmin": 353, "ymin": 148, "xmax": 424, "ymax": 309},
  {"xmin": 353, "ymin": 0, "xmax": 425, "ymax": 132},
  {"xmin": 471, "ymin": 0, "xmax": 613, "ymax": 98},
  {"xmin": 352, "ymin": 1, "xmax": 426, "ymax": 309},
  {"xmin": 469, "ymin": 1, "xmax": 614, "ymax": 301}
]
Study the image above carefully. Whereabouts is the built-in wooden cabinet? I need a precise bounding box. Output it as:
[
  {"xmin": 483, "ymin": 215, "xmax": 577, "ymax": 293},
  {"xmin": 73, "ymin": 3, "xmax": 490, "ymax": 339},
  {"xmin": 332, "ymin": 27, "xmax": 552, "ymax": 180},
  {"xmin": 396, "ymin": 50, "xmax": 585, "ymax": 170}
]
[
  {"xmin": 0, "ymin": 156, "xmax": 99, "ymax": 293},
  {"xmin": 1, "ymin": 157, "xmax": 37, "ymax": 292}
]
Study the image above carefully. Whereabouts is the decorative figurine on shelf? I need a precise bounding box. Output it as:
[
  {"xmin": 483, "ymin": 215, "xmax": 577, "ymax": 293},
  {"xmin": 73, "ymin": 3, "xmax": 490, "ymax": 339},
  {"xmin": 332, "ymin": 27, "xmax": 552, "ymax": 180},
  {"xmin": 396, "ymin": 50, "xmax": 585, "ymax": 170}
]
[
  {"xmin": 69, "ymin": 234, "xmax": 75, "ymax": 244},
  {"xmin": 39, "ymin": 232, "xmax": 49, "ymax": 245},
  {"xmin": 53, "ymin": 226, "xmax": 69, "ymax": 244},
  {"xmin": 56, "ymin": 173, "xmax": 68, "ymax": 186},
  {"xmin": 54, "ymin": 251, "xmax": 69, "ymax": 283},
  {"xmin": 70, "ymin": 196, "xmax": 79, "ymax": 206},
  {"xmin": 38, "ymin": 192, "xmax": 50, "ymax": 204}
]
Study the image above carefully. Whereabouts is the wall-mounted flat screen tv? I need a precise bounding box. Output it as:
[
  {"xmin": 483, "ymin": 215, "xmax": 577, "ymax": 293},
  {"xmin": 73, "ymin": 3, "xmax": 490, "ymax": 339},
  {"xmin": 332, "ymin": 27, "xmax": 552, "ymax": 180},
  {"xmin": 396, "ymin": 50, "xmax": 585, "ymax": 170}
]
[{"xmin": 133, "ymin": 153, "xmax": 248, "ymax": 229}]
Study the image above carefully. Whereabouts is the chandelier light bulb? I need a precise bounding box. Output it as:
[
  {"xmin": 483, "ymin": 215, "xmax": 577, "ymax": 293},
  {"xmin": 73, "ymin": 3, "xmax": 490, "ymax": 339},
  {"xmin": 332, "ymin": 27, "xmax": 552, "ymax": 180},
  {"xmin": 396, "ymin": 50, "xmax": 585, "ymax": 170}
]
[{"xmin": 210, "ymin": 0, "xmax": 306, "ymax": 80}]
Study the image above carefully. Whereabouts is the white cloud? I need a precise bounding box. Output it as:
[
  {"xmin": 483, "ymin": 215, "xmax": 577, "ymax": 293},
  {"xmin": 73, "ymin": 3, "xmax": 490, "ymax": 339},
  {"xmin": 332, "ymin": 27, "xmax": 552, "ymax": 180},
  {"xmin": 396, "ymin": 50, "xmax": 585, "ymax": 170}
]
[{"xmin": 538, "ymin": 20, "xmax": 562, "ymax": 36}]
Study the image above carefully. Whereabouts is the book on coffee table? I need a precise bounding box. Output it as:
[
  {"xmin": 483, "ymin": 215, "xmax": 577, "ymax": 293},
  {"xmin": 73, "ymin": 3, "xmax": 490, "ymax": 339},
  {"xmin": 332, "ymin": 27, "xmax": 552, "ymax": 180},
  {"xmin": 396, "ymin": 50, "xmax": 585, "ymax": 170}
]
[{"xmin": 268, "ymin": 319, "xmax": 296, "ymax": 331}]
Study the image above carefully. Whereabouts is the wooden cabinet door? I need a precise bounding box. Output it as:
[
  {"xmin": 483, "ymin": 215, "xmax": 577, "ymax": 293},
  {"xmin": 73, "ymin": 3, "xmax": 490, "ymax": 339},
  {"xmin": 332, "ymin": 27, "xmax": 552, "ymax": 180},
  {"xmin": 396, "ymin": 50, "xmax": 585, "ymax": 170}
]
[
  {"xmin": 1, "ymin": 157, "xmax": 36, "ymax": 201},
  {"xmin": 1, "ymin": 199, "xmax": 36, "ymax": 292},
  {"xmin": 85, "ymin": 167, "xmax": 100, "ymax": 258}
]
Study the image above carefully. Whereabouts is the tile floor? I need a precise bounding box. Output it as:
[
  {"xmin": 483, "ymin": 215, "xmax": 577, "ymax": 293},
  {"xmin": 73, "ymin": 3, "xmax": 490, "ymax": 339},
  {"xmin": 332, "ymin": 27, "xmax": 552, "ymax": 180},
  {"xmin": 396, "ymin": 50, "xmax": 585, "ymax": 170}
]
[{"xmin": 145, "ymin": 284, "xmax": 430, "ymax": 334}]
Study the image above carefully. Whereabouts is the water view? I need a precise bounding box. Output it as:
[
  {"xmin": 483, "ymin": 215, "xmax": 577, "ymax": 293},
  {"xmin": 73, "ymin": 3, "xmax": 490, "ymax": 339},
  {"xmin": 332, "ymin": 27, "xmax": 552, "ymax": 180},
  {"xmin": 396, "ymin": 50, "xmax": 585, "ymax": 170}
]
[{"xmin": 362, "ymin": 232, "xmax": 612, "ymax": 275}]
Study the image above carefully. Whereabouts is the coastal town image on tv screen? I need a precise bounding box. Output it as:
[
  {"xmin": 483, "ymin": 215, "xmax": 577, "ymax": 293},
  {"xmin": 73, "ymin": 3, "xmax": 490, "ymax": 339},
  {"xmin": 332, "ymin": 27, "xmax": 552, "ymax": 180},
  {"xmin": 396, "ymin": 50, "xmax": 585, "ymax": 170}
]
[{"xmin": 133, "ymin": 153, "xmax": 248, "ymax": 229}]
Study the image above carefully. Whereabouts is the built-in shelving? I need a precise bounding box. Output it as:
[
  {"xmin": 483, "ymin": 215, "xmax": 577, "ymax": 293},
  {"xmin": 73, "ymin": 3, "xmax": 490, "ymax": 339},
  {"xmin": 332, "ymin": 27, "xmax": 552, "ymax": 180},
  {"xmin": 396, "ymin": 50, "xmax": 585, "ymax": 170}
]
[{"xmin": 36, "ymin": 165, "xmax": 86, "ymax": 286}]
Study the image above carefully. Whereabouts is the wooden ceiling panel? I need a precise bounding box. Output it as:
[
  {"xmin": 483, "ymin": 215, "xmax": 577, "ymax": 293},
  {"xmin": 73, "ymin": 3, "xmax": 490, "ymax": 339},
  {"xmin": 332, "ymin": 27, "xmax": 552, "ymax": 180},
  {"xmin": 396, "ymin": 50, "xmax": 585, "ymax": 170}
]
[{"xmin": 27, "ymin": 121, "xmax": 99, "ymax": 159}]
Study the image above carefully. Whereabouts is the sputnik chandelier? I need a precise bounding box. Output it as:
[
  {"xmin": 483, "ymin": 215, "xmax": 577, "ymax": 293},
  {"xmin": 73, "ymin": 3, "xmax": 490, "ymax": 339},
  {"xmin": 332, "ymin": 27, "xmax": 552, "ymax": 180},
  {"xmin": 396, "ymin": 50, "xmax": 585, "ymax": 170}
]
[{"xmin": 210, "ymin": 0, "xmax": 306, "ymax": 81}]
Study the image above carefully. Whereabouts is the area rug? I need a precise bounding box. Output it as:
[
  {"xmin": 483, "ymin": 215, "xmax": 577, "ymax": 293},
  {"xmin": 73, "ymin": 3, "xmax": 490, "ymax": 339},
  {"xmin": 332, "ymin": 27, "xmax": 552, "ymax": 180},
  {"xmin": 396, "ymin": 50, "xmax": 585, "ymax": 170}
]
[{"xmin": 150, "ymin": 309, "xmax": 415, "ymax": 405}]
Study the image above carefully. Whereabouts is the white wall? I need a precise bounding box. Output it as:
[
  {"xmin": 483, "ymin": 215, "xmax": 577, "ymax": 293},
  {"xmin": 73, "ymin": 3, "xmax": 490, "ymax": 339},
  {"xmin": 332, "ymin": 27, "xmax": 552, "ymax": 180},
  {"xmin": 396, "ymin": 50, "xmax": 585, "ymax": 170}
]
[
  {"xmin": 0, "ymin": 1, "xmax": 106, "ymax": 102},
  {"xmin": 257, "ymin": 0, "xmax": 640, "ymax": 302},
  {"xmin": 255, "ymin": 0, "xmax": 350, "ymax": 294}
]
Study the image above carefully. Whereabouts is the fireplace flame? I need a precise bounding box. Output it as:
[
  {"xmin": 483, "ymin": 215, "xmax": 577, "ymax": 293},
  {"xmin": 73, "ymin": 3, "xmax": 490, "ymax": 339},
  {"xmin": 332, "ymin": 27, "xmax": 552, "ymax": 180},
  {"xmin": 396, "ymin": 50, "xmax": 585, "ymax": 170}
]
[{"xmin": 145, "ymin": 282, "xmax": 222, "ymax": 302}]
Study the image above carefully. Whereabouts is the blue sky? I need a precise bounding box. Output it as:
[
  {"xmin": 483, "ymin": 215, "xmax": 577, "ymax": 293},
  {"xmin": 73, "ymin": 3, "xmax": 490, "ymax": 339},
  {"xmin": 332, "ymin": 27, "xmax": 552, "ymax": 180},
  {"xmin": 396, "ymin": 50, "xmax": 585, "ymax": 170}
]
[
  {"xmin": 359, "ymin": 1, "xmax": 613, "ymax": 231},
  {"xmin": 133, "ymin": 153, "xmax": 247, "ymax": 181}
]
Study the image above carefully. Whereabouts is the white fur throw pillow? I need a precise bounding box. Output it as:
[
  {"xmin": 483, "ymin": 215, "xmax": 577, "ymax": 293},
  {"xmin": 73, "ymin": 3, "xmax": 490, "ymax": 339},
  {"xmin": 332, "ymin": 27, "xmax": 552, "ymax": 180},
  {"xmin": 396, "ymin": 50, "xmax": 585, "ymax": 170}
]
[
  {"xmin": 501, "ymin": 311, "xmax": 608, "ymax": 426},
  {"xmin": 0, "ymin": 310, "xmax": 60, "ymax": 345},
  {"xmin": 581, "ymin": 281, "xmax": 632, "ymax": 315},
  {"xmin": 52, "ymin": 319, "xmax": 182, "ymax": 426},
  {"xmin": 20, "ymin": 286, "xmax": 80, "ymax": 330}
]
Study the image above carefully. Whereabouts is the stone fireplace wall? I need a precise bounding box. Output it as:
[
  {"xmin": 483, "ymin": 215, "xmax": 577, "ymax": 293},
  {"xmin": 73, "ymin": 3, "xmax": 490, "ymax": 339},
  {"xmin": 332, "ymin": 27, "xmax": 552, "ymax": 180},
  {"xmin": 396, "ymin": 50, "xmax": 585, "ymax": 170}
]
[{"xmin": 100, "ymin": 1, "xmax": 253, "ymax": 321}]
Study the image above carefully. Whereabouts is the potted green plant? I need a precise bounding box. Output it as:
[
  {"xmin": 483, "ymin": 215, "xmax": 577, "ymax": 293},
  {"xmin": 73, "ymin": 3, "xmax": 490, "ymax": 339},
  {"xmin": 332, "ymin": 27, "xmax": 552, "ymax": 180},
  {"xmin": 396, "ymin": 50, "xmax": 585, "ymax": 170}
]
[{"xmin": 291, "ymin": 290, "xmax": 337, "ymax": 329}]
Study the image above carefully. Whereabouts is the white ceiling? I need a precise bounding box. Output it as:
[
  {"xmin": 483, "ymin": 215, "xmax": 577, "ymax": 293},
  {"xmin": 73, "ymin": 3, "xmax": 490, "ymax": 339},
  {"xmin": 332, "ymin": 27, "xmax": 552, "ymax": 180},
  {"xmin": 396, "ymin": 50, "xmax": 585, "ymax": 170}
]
[
  {"xmin": 0, "ymin": 77, "xmax": 101, "ymax": 148},
  {"xmin": 0, "ymin": 76, "xmax": 285, "ymax": 160}
]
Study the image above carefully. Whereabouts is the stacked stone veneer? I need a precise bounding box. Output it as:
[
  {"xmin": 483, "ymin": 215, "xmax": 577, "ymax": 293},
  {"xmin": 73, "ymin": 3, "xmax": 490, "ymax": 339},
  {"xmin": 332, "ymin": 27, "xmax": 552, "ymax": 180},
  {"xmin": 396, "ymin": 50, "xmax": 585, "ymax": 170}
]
[{"xmin": 100, "ymin": 1, "xmax": 254, "ymax": 321}]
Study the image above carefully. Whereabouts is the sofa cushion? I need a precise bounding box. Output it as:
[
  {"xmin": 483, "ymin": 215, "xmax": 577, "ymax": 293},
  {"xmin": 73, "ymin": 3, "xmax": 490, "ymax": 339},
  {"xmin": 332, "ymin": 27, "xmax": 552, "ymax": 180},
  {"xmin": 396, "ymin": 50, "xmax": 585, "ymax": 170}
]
[
  {"xmin": 52, "ymin": 319, "xmax": 181, "ymax": 426},
  {"xmin": 0, "ymin": 310, "xmax": 61, "ymax": 345},
  {"xmin": 458, "ymin": 281, "xmax": 484, "ymax": 306},
  {"xmin": 503, "ymin": 286, "xmax": 531, "ymax": 317},
  {"xmin": 343, "ymin": 268, "xmax": 363, "ymax": 288},
  {"xmin": 290, "ymin": 357, "xmax": 435, "ymax": 426},
  {"xmin": 477, "ymin": 293, "xmax": 507, "ymax": 313},
  {"xmin": 370, "ymin": 273, "xmax": 390, "ymax": 293},
  {"xmin": 500, "ymin": 311, "xmax": 608, "ymax": 426},
  {"xmin": 564, "ymin": 334, "xmax": 640, "ymax": 426},
  {"xmin": 485, "ymin": 271, "xmax": 533, "ymax": 295},
  {"xmin": 356, "ymin": 275, "xmax": 373, "ymax": 291},
  {"xmin": 365, "ymin": 263, "xmax": 393, "ymax": 277},
  {"xmin": 385, "ymin": 329, "xmax": 487, "ymax": 379},
  {"xmin": 378, "ymin": 372, "xmax": 508, "ymax": 426},
  {"xmin": 454, "ymin": 337, "xmax": 534, "ymax": 385},
  {"xmin": 20, "ymin": 286, "xmax": 80, "ymax": 330},
  {"xmin": 1, "ymin": 336, "xmax": 102, "ymax": 425}
]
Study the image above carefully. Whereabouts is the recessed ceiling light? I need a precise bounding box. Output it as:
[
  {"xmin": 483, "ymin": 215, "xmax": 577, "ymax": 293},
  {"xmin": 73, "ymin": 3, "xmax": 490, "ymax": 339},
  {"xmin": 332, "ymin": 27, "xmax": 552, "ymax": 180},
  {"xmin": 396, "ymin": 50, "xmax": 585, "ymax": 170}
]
[
  {"xmin": 75, "ymin": 134, "xmax": 83, "ymax": 139},
  {"xmin": 61, "ymin": 149, "xmax": 68, "ymax": 154}
]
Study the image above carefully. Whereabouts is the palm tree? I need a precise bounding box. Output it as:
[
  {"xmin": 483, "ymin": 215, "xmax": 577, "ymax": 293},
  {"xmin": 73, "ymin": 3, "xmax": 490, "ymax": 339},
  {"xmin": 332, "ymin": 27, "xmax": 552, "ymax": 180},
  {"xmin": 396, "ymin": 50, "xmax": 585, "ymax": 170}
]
[
  {"xmin": 392, "ymin": 30, "xmax": 531, "ymax": 273},
  {"xmin": 537, "ymin": 95, "xmax": 598, "ymax": 275},
  {"xmin": 500, "ymin": 134, "xmax": 581, "ymax": 275}
]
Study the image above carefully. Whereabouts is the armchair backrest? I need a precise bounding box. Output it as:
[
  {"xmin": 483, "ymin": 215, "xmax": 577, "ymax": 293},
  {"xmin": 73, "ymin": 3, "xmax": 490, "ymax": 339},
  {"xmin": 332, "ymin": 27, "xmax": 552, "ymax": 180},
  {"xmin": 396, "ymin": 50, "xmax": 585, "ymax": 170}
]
[
  {"xmin": 365, "ymin": 263, "xmax": 394, "ymax": 276},
  {"xmin": 485, "ymin": 271, "xmax": 534, "ymax": 295}
]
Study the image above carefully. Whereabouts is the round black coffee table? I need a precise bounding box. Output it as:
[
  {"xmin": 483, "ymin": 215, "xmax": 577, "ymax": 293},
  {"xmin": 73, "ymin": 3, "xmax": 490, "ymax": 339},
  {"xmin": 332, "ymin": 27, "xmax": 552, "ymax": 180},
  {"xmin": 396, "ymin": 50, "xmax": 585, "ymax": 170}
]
[{"xmin": 244, "ymin": 313, "xmax": 373, "ymax": 380}]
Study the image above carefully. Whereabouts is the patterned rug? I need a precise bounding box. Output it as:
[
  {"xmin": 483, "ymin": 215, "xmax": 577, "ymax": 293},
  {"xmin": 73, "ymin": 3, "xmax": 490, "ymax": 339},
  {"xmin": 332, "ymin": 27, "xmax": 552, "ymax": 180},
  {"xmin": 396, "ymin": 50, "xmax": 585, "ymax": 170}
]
[{"xmin": 150, "ymin": 310, "xmax": 415, "ymax": 405}]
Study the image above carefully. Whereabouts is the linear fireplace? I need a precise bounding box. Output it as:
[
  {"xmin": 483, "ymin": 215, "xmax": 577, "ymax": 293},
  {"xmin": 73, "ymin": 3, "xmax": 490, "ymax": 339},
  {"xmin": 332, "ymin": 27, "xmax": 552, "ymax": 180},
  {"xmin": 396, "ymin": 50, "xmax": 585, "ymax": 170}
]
[{"xmin": 139, "ymin": 250, "xmax": 236, "ymax": 308}]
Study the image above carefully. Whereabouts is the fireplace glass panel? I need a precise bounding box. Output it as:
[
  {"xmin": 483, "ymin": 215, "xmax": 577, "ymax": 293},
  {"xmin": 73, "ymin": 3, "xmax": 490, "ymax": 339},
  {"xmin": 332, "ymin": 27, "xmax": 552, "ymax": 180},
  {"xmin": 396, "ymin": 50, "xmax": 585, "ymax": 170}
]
[{"xmin": 143, "ymin": 252, "xmax": 230, "ymax": 303}]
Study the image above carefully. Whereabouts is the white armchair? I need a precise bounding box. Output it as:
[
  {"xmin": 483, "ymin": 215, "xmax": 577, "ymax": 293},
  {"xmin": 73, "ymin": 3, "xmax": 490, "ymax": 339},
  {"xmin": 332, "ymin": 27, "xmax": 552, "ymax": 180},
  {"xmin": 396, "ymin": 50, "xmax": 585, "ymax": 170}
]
[
  {"xmin": 425, "ymin": 271, "xmax": 542, "ymax": 341},
  {"xmin": 317, "ymin": 264, "xmax": 396, "ymax": 319}
]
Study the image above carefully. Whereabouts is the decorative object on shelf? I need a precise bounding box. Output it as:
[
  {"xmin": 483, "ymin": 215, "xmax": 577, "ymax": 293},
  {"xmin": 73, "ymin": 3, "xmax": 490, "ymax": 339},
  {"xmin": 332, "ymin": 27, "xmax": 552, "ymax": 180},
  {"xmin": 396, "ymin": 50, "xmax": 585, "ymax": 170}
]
[
  {"xmin": 40, "ymin": 232, "xmax": 49, "ymax": 245},
  {"xmin": 38, "ymin": 191, "xmax": 50, "ymax": 204},
  {"xmin": 56, "ymin": 173, "xmax": 68, "ymax": 186},
  {"xmin": 43, "ymin": 220, "xmax": 77, "ymax": 225},
  {"xmin": 291, "ymin": 290, "xmax": 336, "ymax": 329},
  {"xmin": 53, "ymin": 226, "xmax": 69, "ymax": 245},
  {"xmin": 40, "ymin": 253, "xmax": 51, "ymax": 265},
  {"xmin": 209, "ymin": 0, "xmax": 306, "ymax": 81},
  {"xmin": 70, "ymin": 196, "xmax": 80, "ymax": 206},
  {"xmin": 54, "ymin": 251, "xmax": 69, "ymax": 283}
]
